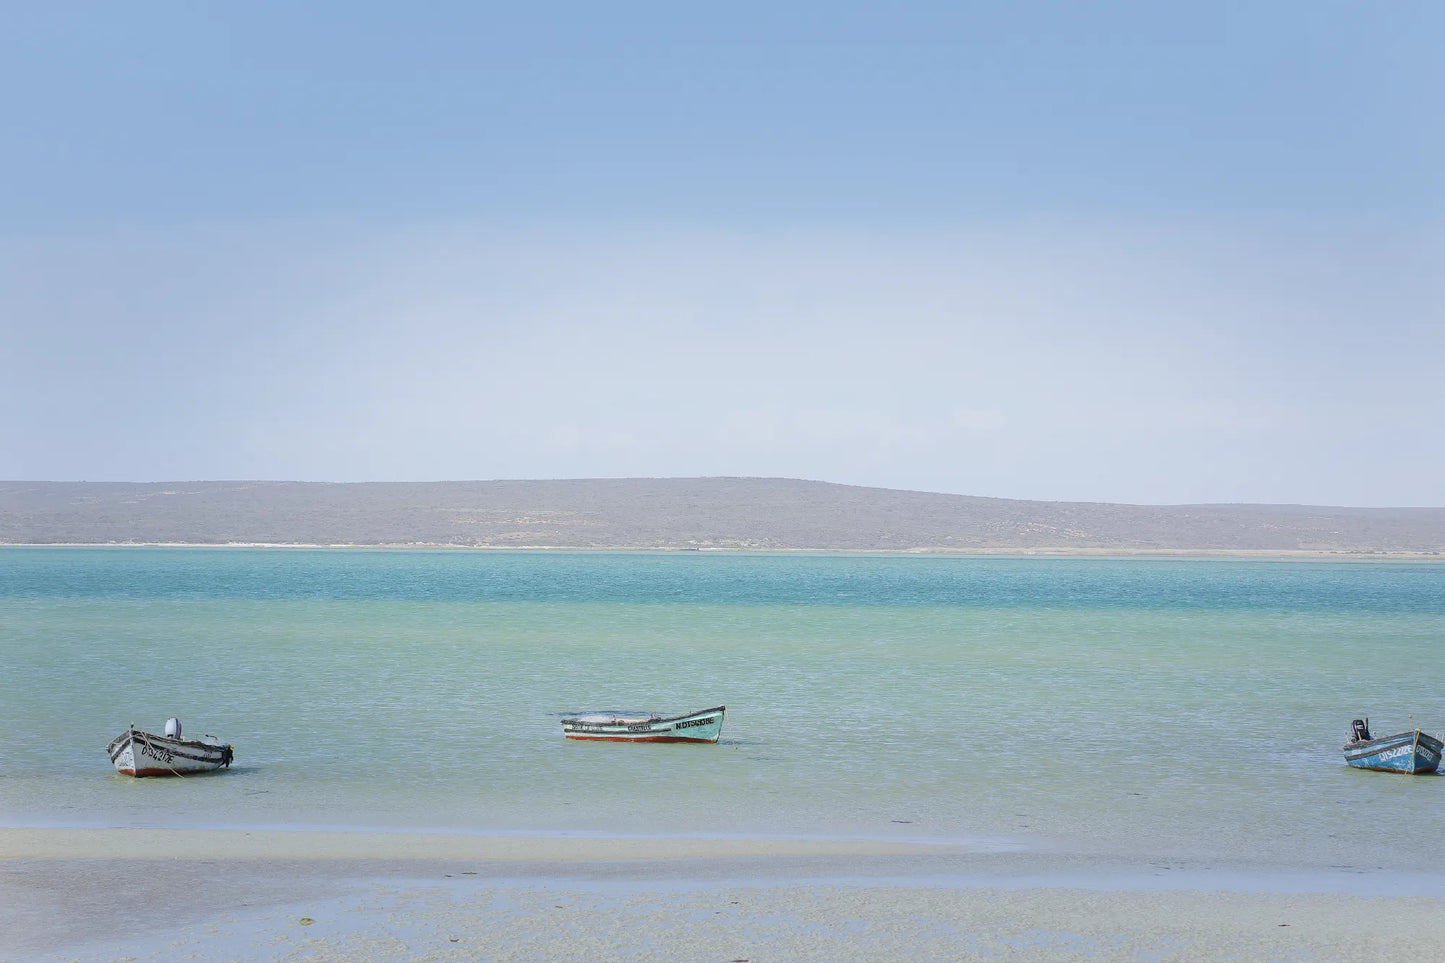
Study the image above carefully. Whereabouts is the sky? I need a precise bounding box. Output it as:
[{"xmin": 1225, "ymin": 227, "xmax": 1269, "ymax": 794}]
[{"xmin": 1, "ymin": 2, "xmax": 1440, "ymax": 505}]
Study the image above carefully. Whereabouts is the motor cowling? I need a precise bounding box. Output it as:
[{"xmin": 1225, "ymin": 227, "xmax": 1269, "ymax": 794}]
[
  {"xmin": 164, "ymin": 717, "xmax": 182, "ymax": 739},
  {"xmin": 1351, "ymin": 718, "xmax": 1370, "ymax": 742}
]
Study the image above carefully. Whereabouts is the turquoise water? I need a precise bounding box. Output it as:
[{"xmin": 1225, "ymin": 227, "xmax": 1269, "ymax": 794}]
[{"xmin": 2, "ymin": 548, "xmax": 1443, "ymax": 870}]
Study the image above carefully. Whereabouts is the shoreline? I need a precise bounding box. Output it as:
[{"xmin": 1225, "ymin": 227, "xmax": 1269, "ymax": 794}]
[
  {"xmin": 0, "ymin": 827, "xmax": 966, "ymax": 862},
  {"xmin": 2, "ymin": 542, "xmax": 1442, "ymax": 559},
  {"xmin": 7, "ymin": 827, "xmax": 1445, "ymax": 895},
  {"xmin": 8, "ymin": 829, "xmax": 1445, "ymax": 962}
]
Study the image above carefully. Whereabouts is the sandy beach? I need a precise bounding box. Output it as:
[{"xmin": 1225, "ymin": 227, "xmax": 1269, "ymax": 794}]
[{"xmin": 6, "ymin": 828, "xmax": 1445, "ymax": 962}]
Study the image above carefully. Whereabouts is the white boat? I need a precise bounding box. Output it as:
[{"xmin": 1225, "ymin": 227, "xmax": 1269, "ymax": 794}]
[
  {"xmin": 106, "ymin": 718, "xmax": 234, "ymax": 776},
  {"xmin": 560, "ymin": 705, "xmax": 725, "ymax": 743}
]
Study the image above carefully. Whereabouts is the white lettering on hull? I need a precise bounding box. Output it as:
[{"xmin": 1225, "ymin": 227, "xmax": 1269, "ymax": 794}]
[{"xmin": 1371, "ymin": 744, "xmax": 1430, "ymax": 764}]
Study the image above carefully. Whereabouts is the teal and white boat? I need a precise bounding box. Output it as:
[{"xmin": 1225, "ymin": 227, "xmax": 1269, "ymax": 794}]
[{"xmin": 561, "ymin": 705, "xmax": 725, "ymax": 743}]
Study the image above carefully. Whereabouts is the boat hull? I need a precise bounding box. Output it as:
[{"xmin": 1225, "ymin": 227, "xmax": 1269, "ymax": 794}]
[
  {"xmin": 561, "ymin": 706, "xmax": 725, "ymax": 743},
  {"xmin": 1343, "ymin": 730, "xmax": 1442, "ymax": 774},
  {"xmin": 106, "ymin": 729, "xmax": 234, "ymax": 776}
]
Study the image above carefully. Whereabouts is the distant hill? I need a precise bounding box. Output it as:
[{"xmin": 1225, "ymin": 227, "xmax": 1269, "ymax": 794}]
[{"xmin": 0, "ymin": 478, "xmax": 1442, "ymax": 555}]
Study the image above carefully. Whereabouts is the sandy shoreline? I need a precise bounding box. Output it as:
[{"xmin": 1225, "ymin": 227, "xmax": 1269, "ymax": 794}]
[
  {"xmin": 6, "ymin": 829, "xmax": 1445, "ymax": 962},
  {"xmin": 0, "ymin": 827, "xmax": 967, "ymax": 862},
  {"xmin": 5, "ymin": 541, "xmax": 1444, "ymax": 560}
]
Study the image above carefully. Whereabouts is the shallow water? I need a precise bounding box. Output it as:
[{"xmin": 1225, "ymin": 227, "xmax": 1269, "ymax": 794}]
[{"xmin": 2, "ymin": 547, "xmax": 1442, "ymax": 870}]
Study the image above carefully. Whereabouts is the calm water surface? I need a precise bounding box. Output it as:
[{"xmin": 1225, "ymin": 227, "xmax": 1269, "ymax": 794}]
[{"xmin": 2, "ymin": 548, "xmax": 1442, "ymax": 871}]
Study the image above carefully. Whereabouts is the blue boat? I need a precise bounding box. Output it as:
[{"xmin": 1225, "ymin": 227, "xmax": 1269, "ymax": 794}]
[{"xmin": 1343, "ymin": 719, "xmax": 1443, "ymax": 774}]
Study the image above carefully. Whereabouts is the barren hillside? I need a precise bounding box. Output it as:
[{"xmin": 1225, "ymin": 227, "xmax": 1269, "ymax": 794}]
[{"xmin": 2, "ymin": 479, "xmax": 1442, "ymax": 554}]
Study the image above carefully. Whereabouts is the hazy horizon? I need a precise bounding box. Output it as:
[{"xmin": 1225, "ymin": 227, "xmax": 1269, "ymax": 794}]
[
  {"xmin": 3, "ymin": 475, "xmax": 1444, "ymax": 511},
  {"xmin": 3, "ymin": 5, "xmax": 1439, "ymax": 507}
]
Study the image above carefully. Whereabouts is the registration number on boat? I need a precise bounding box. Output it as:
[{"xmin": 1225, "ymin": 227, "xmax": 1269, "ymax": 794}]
[
  {"xmin": 1375, "ymin": 746, "xmax": 1417, "ymax": 762},
  {"xmin": 140, "ymin": 744, "xmax": 175, "ymax": 764}
]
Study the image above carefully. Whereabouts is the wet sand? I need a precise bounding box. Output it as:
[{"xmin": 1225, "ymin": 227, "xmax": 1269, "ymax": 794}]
[{"xmin": 5, "ymin": 829, "xmax": 1445, "ymax": 962}]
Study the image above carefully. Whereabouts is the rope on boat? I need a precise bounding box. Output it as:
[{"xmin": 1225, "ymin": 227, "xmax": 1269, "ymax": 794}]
[
  {"xmin": 132, "ymin": 729, "xmax": 187, "ymax": 777},
  {"xmin": 131, "ymin": 729, "xmax": 229, "ymax": 776}
]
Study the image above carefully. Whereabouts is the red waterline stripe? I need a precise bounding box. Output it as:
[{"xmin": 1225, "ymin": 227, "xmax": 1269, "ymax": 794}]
[{"xmin": 564, "ymin": 734, "xmax": 719, "ymax": 743}]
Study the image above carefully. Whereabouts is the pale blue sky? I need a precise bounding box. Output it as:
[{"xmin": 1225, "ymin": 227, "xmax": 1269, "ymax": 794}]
[{"xmin": 2, "ymin": 2, "xmax": 1440, "ymax": 504}]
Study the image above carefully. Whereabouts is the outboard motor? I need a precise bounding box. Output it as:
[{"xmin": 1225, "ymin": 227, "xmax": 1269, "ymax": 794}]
[
  {"xmin": 164, "ymin": 717, "xmax": 182, "ymax": 739},
  {"xmin": 1351, "ymin": 718, "xmax": 1370, "ymax": 742}
]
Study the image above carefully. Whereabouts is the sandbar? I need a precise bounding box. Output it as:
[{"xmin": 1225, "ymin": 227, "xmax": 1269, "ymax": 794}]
[{"xmin": 5, "ymin": 828, "xmax": 1444, "ymax": 962}]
